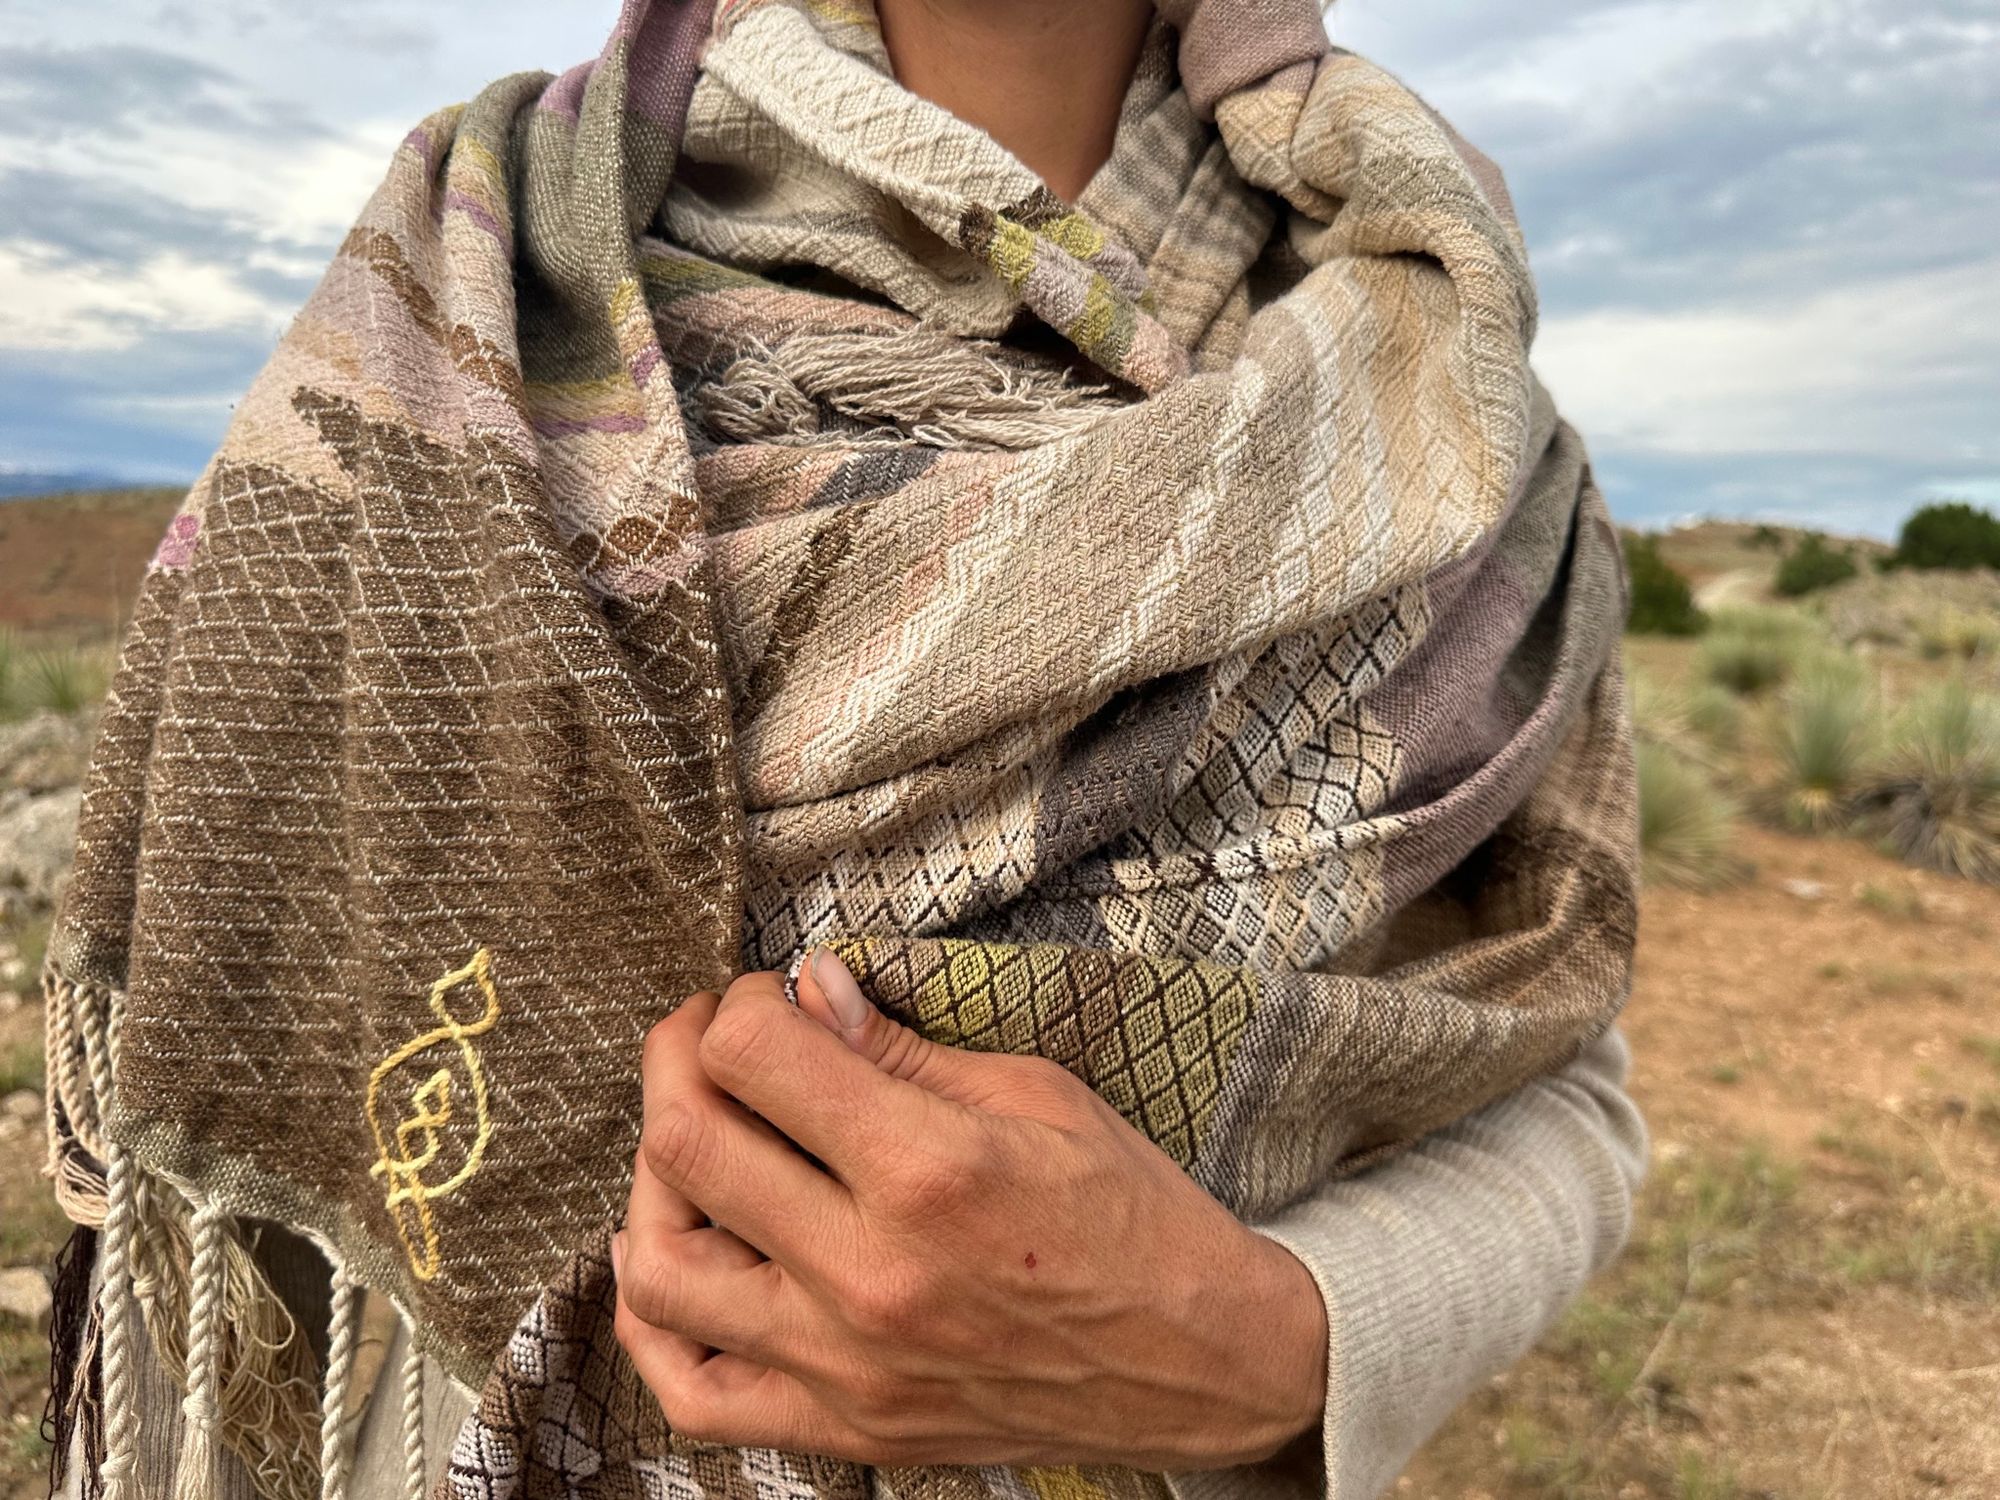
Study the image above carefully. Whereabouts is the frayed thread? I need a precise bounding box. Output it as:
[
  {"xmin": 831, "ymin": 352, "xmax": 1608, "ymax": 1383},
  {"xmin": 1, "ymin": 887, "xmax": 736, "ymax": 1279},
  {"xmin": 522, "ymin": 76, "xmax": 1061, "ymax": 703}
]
[
  {"xmin": 694, "ymin": 323, "xmax": 1125, "ymax": 452},
  {"xmin": 43, "ymin": 1222, "xmax": 104, "ymax": 1500}
]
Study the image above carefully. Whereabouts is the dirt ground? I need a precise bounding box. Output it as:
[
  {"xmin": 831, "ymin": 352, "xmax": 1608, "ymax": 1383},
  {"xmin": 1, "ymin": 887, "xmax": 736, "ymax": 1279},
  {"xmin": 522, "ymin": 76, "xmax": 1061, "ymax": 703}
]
[{"xmin": 1402, "ymin": 821, "xmax": 2000, "ymax": 1500}]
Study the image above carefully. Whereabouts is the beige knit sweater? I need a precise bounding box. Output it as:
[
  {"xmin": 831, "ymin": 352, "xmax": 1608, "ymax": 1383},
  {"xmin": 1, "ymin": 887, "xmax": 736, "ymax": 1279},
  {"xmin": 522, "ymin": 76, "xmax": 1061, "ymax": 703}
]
[{"xmin": 68, "ymin": 1026, "xmax": 1643, "ymax": 1500}]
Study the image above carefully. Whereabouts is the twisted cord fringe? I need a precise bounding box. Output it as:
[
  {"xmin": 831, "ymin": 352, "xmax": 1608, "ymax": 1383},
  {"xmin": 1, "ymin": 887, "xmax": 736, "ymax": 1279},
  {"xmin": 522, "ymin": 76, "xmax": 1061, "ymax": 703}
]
[
  {"xmin": 319, "ymin": 1269, "xmax": 361, "ymax": 1500},
  {"xmin": 170, "ymin": 1196, "xmax": 230, "ymax": 1500},
  {"xmin": 400, "ymin": 1322, "xmax": 427, "ymax": 1500},
  {"xmin": 76, "ymin": 984, "xmax": 144, "ymax": 1500}
]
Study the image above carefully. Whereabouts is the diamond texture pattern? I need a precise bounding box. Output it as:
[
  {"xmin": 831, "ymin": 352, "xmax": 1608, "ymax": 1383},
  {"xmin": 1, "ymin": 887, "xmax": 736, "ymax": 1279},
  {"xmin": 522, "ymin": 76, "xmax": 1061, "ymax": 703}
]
[{"xmin": 42, "ymin": 2, "xmax": 1639, "ymax": 1498}]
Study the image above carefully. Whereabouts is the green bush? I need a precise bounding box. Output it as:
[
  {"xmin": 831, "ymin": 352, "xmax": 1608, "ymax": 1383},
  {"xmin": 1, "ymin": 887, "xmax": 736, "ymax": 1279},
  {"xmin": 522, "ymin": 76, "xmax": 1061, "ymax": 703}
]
[
  {"xmin": 1916, "ymin": 607, "xmax": 1999, "ymax": 662},
  {"xmin": 1774, "ymin": 533, "xmax": 1858, "ymax": 597},
  {"xmin": 27, "ymin": 646, "xmax": 109, "ymax": 715},
  {"xmin": 1749, "ymin": 524, "xmax": 1785, "ymax": 551},
  {"xmin": 1685, "ymin": 682, "xmax": 1745, "ymax": 749},
  {"xmin": 1637, "ymin": 741, "xmax": 1742, "ymax": 889},
  {"xmin": 1699, "ymin": 607, "xmax": 1809, "ymax": 696},
  {"xmin": 1863, "ymin": 679, "xmax": 2000, "ymax": 882},
  {"xmin": 1889, "ymin": 501, "xmax": 2000, "ymax": 572},
  {"xmin": 1769, "ymin": 660, "xmax": 1878, "ymax": 832},
  {"xmin": 1623, "ymin": 534, "xmax": 1706, "ymax": 636}
]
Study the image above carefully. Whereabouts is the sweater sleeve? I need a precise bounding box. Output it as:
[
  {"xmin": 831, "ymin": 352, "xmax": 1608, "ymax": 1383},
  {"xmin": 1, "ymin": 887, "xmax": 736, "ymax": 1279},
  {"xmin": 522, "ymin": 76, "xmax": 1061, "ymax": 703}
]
[{"xmin": 1166, "ymin": 1025, "xmax": 1648, "ymax": 1500}]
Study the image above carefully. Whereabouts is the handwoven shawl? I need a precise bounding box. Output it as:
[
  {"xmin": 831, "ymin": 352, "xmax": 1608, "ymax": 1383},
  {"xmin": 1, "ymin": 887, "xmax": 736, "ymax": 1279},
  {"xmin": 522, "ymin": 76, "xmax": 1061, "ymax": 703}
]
[{"xmin": 43, "ymin": 1, "xmax": 1638, "ymax": 1497}]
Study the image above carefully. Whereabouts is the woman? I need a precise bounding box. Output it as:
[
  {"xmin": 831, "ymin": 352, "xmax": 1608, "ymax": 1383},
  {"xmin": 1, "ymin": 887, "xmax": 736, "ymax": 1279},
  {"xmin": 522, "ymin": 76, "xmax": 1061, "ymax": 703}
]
[{"xmin": 45, "ymin": 1, "xmax": 1644, "ymax": 1497}]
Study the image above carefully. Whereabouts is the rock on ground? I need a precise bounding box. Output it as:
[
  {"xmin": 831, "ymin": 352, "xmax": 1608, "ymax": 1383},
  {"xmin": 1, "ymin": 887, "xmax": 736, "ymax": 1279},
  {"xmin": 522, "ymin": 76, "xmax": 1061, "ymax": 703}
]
[
  {"xmin": 0, "ymin": 710, "xmax": 95, "ymax": 798},
  {"xmin": 0, "ymin": 784, "xmax": 82, "ymax": 913},
  {"xmin": 0, "ymin": 1267, "xmax": 52, "ymax": 1331}
]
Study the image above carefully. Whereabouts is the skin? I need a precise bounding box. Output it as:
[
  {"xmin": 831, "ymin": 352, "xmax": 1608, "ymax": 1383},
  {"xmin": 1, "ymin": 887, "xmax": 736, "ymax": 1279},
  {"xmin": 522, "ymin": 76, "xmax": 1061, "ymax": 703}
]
[
  {"xmin": 615, "ymin": 3, "xmax": 1330, "ymax": 1468},
  {"xmin": 614, "ymin": 952, "xmax": 1328, "ymax": 1469},
  {"xmin": 874, "ymin": 0, "xmax": 1156, "ymax": 201}
]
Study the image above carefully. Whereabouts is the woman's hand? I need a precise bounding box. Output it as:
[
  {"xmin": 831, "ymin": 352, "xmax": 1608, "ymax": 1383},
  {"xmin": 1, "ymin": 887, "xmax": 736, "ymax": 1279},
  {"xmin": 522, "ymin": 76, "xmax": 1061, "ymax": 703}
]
[{"xmin": 612, "ymin": 948, "xmax": 1328, "ymax": 1471}]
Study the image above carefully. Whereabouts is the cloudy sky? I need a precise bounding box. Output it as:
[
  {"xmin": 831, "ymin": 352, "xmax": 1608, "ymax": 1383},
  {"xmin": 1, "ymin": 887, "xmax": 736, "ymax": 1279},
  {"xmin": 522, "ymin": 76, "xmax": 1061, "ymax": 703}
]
[{"xmin": 0, "ymin": 0, "xmax": 1994, "ymax": 534}]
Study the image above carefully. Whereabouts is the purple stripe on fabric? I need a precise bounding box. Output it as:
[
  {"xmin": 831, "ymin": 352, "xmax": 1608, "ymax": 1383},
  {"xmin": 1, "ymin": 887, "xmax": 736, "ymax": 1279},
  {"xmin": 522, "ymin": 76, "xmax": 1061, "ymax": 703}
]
[
  {"xmin": 622, "ymin": 0, "xmax": 716, "ymax": 131},
  {"xmin": 538, "ymin": 60, "xmax": 594, "ymax": 121},
  {"xmin": 401, "ymin": 126, "xmax": 438, "ymax": 173},
  {"xmin": 446, "ymin": 190, "xmax": 512, "ymax": 253},
  {"xmin": 630, "ymin": 345, "xmax": 662, "ymax": 387},
  {"xmin": 532, "ymin": 412, "xmax": 649, "ymax": 439}
]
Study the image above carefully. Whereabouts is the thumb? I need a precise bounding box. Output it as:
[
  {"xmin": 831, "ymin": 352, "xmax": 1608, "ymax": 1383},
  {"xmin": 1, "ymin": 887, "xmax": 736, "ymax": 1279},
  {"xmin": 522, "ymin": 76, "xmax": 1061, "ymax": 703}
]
[{"xmin": 796, "ymin": 945, "xmax": 977, "ymax": 1099}]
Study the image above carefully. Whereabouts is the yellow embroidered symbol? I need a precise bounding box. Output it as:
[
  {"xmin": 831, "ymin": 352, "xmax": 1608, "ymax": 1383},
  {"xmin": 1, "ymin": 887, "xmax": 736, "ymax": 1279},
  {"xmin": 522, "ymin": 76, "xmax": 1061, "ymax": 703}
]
[{"xmin": 365, "ymin": 948, "xmax": 500, "ymax": 1282}]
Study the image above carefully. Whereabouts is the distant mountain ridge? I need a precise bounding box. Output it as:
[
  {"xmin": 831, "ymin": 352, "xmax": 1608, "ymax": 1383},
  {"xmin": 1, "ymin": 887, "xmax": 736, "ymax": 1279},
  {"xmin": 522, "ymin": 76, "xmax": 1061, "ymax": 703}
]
[{"xmin": 0, "ymin": 469, "xmax": 190, "ymax": 501}]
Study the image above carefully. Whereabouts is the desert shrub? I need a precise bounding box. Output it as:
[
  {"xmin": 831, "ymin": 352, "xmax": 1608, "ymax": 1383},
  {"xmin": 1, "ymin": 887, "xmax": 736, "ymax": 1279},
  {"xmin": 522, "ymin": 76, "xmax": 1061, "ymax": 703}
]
[
  {"xmin": 1698, "ymin": 607, "xmax": 1808, "ymax": 696},
  {"xmin": 1685, "ymin": 682, "xmax": 1745, "ymax": 749},
  {"xmin": 1622, "ymin": 534, "xmax": 1705, "ymax": 636},
  {"xmin": 1768, "ymin": 660, "xmax": 1878, "ymax": 832},
  {"xmin": 1749, "ymin": 524, "xmax": 1785, "ymax": 551},
  {"xmin": 1889, "ymin": 500, "xmax": 2000, "ymax": 572},
  {"xmin": 1630, "ymin": 671, "xmax": 1741, "ymax": 759},
  {"xmin": 1915, "ymin": 607, "xmax": 1998, "ymax": 661},
  {"xmin": 1627, "ymin": 669, "xmax": 1686, "ymax": 740},
  {"xmin": 26, "ymin": 644, "xmax": 109, "ymax": 715},
  {"xmin": 1637, "ymin": 741, "xmax": 1741, "ymax": 889},
  {"xmin": 1862, "ymin": 679, "xmax": 2000, "ymax": 882},
  {"xmin": 1774, "ymin": 532, "xmax": 1858, "ymax": 597}
]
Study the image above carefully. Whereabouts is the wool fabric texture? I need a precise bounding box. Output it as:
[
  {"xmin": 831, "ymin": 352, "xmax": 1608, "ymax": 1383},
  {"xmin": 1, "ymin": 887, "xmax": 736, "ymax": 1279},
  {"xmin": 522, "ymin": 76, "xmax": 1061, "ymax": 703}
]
[{"xmin": 42, "ymin": 1, "xmax": 1639, "ymax": 1496}]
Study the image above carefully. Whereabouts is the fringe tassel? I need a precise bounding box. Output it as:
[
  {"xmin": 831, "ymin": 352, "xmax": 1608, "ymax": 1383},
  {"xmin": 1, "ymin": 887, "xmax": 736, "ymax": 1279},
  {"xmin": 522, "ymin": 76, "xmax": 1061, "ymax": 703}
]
[
  {"xmin": 319, "ymin": 1269, "xmax": 361, "ymax": 1500},
  {"xmin": 74, "ymin": 979, "xmax": 145, "ymax": 1500},
  {"xmin": 44, "ymin": 1222, "xmax": 104, "ymax": 1500},
  {"xmin": 171, "ymin": 1197, "xmax": 230, "ymax": 1500},
  {"xmin": 400, "ymin": 1321, "xmax": 426, "ymax": 1500}
]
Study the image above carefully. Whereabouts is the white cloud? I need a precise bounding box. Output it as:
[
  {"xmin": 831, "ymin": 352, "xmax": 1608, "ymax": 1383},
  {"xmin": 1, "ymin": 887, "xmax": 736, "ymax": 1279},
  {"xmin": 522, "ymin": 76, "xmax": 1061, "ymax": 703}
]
[
  {"xmin": 1534, "ymin": 259, "xmax": 2000, "ymax": 460},
  {"xmin": 0, "ymin": 243, "xmax": 287, "ymax": 350}
]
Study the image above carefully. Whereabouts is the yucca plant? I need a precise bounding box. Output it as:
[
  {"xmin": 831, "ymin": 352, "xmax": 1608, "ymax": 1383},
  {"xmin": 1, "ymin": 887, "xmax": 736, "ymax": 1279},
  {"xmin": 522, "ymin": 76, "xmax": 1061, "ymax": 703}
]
[
  {"xmin": 1637, "ymin": 740, "xmax": 1743, "ymax": 889},
  {"xmin": 1698, "ymin": 607, "xmax": 1809, "ymax": 697},
  {"xmin": 1685, "ymin": 681, "xmax": 1745, "ymax": 750},
  {"xmin": 1768, "ymin": 660, "xmax": 1879, "ymax": 832},
  {"xmin": 1863, "ymin": 680, "xmax": 2000, "ymax": 882},
  {"xmin": 1915, "ymin": 607, "xmax": 1998, "ymax": 662},
  {"xmin": 28, "ymin": 643, "xmax": 110, "ymax": 715},
  {"xmin": 1627, "ymin": 669, "xmax": 1686, "ymax": 743}
]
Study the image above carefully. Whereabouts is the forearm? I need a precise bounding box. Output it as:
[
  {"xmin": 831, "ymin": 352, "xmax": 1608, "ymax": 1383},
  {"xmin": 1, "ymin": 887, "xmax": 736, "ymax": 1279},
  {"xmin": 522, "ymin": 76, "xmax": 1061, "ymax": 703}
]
[{"xmin": 1172, "ymin": 1027, "xmax": 1647, "ymax": 1500}]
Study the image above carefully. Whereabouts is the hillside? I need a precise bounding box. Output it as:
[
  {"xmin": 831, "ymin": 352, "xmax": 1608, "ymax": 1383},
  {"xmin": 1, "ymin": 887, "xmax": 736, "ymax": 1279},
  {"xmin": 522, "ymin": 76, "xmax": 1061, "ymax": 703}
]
[{"xmin": 0, "ymin": 487, "xmax": 184, "ymax": 638}]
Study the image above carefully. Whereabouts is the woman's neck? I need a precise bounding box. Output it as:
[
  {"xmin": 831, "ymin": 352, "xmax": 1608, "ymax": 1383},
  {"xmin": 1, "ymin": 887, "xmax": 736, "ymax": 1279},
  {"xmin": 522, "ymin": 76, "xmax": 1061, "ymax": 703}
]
[{"xmin": 875, "ymin": 0, "xmax": 1155, "ymax": 203}]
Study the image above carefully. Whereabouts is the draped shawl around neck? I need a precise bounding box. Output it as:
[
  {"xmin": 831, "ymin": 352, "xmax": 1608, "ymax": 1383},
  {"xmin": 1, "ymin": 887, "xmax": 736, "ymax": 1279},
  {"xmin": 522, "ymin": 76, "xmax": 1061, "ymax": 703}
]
[{"xmin": 43, "ymin": 2, "xmax": 1637, "ymax": 1497}]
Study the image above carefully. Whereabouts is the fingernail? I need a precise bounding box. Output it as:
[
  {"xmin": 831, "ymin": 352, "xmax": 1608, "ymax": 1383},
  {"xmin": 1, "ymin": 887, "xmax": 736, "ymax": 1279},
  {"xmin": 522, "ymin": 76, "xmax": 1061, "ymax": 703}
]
[
  {"xmin": 810, "ymin": 946, "xmax": 870, "ymax": 1033},
  {"xmin": 610, "ymin": 1230, "xmax": 626, "ymax": 1283}
]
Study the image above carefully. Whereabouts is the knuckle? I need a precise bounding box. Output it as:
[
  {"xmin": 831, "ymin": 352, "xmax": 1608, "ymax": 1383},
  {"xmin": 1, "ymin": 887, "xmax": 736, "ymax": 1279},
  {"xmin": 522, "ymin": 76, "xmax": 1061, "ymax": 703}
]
[
  {"xmin": 641, "ymin": 1015, "xmax": 679, "ymax": 1071},
  {"xmin": 721, "ymin": 969, "xmax": 789, "ymax": 1007},
  {"xmin": 881, "ymin": 1139, "xmax": 982, "ymax": 1219},
  {"xmin": 643, "ymin": 995, "xmax": 714, "ymax": 1069},
  {"xmin": 617, "ymin": 1239, "xmax": 685, "ymax": 1329},
  {"xmin": 698, "ymin": 1000, "xmax": 775, "ymax": 1082},
  {"xmin": 643, "ymin": 1097, "xmax": 716, "ymax": 1187}
]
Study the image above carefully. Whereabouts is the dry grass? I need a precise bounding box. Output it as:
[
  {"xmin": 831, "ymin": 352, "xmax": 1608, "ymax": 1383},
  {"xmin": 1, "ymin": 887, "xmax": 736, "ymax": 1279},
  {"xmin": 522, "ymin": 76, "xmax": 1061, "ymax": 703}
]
[
  {"xmin": 1863, "ymin": 679, "xmax": 2000, "ymax": 882},
  {"xmin": 1698, "ymin": 607, "xmax": 1811, "ymax": 697},
  {"xmin": 1636, "ymin": 742, "xmax": 1743, "ymax": 890},
  {"xmin": 1768, "ymin": 658, "xmax": 1880, "ymax": 832}
]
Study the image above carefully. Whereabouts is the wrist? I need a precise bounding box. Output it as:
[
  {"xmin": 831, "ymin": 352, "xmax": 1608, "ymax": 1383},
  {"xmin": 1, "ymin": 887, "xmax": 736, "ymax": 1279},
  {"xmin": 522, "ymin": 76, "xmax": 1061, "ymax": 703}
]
[
  {"xmin": 1252, "ymin": 1232, "xmax": 1331, "ymax": 1456},
  {"xmin": 1193, "ymin": 1228, "xmax": 1329, "ymax": 1467}
]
